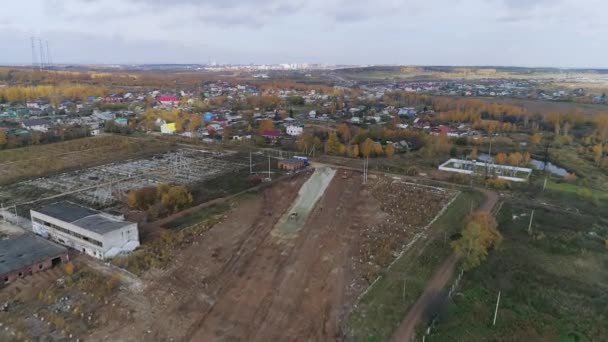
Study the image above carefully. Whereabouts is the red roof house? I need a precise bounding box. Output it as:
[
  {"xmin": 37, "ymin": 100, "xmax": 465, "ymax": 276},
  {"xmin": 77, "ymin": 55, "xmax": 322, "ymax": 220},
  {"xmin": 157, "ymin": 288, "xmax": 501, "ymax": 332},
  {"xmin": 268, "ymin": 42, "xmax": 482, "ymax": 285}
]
[
  {"xmin": 158, "ymin": 96, "xmax": 179, "ymax": 106},
  {"xmin": 262, "ymin": 130, "xmax": 281, "ymax": 140}
]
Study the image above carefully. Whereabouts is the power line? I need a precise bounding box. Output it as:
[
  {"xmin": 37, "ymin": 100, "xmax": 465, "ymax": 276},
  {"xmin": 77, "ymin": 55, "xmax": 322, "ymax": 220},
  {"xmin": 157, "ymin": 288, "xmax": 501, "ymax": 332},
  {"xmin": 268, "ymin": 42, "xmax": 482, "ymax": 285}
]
[
  {"xmin": 38, "ymin": 37, "xmax": 46, "ymax": 71},
  {"xmin": 46, "ymin": 40, "xmax": 53, "ymax": 67},
  {"xmin": 31, "ymin": 37, "xmax": 38, "ymax": 71}
]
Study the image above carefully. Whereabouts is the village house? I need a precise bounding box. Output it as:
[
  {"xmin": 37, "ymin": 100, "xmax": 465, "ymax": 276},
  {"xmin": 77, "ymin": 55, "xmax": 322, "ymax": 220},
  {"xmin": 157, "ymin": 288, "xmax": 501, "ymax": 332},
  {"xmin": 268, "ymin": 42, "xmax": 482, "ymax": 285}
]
[
  {"xmin": 286, "ymin": 125, "xmax": 303, "ymax": 136},
  {"xmin": 161, "ymin": 122, "xmax": 177, "ymax": 134},
  {"xmin": 262, "ymin": 130, "xmax": 281, "ymax": 141},
  {"xmin": 158, "ymin": 96, "xmax": 179, "ymax": 106},
  {"xmin": 21, "ymin": 118, "xmax": 51, "ymax": 132}
]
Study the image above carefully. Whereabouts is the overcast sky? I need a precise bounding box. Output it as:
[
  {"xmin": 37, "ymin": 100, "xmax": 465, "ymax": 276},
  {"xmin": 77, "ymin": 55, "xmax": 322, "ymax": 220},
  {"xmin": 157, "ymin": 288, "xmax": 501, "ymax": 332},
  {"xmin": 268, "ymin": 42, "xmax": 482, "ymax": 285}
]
[{"xmin": 1, "ymin": 0, "xmax": 606, "ymax": 67}]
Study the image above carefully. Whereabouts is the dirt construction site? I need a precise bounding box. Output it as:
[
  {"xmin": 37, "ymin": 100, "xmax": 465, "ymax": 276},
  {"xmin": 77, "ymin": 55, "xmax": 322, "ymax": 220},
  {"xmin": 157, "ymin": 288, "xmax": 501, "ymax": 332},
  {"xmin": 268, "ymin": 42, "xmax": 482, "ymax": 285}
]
[{"xmin": 65, "ymin": 165, "xmax": 457, "ymax": 342}]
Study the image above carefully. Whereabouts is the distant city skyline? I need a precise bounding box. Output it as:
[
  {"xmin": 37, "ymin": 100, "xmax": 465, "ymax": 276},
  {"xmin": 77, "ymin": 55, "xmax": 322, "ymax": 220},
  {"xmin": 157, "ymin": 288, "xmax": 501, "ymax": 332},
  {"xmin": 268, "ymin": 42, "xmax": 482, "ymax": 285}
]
[{"xmin": 1, "ymin": 0, "xmax": 607, "ymax": 68}]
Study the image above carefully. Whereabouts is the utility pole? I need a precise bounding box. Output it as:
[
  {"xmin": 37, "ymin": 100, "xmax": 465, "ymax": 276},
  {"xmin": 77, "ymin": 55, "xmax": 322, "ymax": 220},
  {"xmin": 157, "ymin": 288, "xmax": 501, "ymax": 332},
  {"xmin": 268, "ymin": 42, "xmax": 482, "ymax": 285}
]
[
  {"xmin": 249, "ymin": 150, "xmax": 252, "ymax": 174},
  {"xmin": 543, "ymin": 141, "xmax": 551, "ymax": 172},
  {"xmin": 38, "ymin": 37, "xmax": 46, "ymax": 71},
  {"xmin": 527, "ymin": 210, "xmax": 535, "ymax": 234},
  {"xmin": 363, "ymin": 157, "xmax": 369, "ymax": 184},
  {"xmin": 31, "ymin": 37, "xmax": 38, "ymax": 71},
  {"xmin": 268, "ymin": 155, "xmax": 271, "ymax": 180},
  {"xmin": 46, "ymin": 40, "xmax": 53, "ymax": 67},
  {"xmin": 493, "ymin": 291, "xmax": 501, "ymax": 326},
  {"xmin": 542, "ymin": 176, "xmax": 548, "ymax": 192}
]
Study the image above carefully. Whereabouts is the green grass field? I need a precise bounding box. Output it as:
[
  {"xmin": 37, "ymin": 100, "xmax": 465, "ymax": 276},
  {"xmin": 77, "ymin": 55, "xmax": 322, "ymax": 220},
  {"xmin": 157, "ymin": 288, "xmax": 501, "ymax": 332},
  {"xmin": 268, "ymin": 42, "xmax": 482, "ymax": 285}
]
[
  {"xmin": 427, "ymin": 200, "xmax": 608, "ymax": 341},
  {"xmin": 347, "ymin": 190, "xmax": 484, "ymax": 341},
  {"xmin": 545, "ymin": 179, "xmax": 608, "ymax": 200}
]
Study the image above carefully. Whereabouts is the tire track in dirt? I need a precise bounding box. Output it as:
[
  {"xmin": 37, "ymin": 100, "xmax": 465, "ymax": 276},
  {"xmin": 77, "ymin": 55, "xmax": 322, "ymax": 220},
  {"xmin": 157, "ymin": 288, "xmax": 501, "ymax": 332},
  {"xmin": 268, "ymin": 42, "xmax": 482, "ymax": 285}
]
[{"xmin": 179, "ymin": 177, "xmax": 307, "ymax": 342}]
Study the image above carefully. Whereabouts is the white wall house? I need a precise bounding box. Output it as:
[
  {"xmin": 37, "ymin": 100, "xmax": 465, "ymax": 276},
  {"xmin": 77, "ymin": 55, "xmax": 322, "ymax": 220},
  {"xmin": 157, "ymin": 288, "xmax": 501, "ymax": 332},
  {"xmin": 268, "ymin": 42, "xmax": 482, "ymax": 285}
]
[
  {"xmin": 286, "ymin": 125, "xmax": 303, "ymax": 136},
  {"xmin": 30, "ymin": 201, "xmax": 140, "ymax": 260},
  {"xmin": 21, "ymin": 119, "xmax": 51, "ymax": 132}
]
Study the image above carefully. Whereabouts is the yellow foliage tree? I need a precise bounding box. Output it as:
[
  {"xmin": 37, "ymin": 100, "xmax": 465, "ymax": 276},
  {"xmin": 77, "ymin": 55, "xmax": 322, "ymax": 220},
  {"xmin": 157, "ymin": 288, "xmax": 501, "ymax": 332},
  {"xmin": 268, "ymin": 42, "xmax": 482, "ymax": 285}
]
[
  {"xmin": 325, "ymin": 132, "xmax": 344, "ymax": 155},
  {"xmin": 160, "ymin": 186, "xmax": 193, "ymax": 213},
  {"xmin": 530, "ymin": 133, "xmax": 542, "ymax": 145},
  {"xmin": 360, "ymin": 138, "xmax": 375, "ymax": 158},
  {"xmin": 0, "ymin": 129, "xmax": 6, "ymax": 147},
  {"xmin": 258, "ymin": 120, "xmax": 274, "ymax": 135},
  {"xmin": 495, "ymin": 153, "xmax": 508, "ymax": 165},
  {"xmin": 546, "ymin": 112, "xmax": 561, "ymax": 135},
  {"xmin": 337, "ymin": 123, "xmax": 352, "ymax": 143},
  {"xmin": 592, "ymin": 144, "xmax": 603, "ymax": 166},
  {"xmin": 348, "ymin": 144, "xmax": 360, "ymax": 158},
  {"xmin": 451, "ymin": 211, "xmax": 503, "ymax": 270},
  {"xmin": 373, "ymin": 143, "xmax": 384, "ymax": 156},
  {"xmin": 470, "ymin": 147, "xmax": 478, "ymax": 160},
  {"xmin": 385, "ymin": 144, "xmax": 395, "ymax": 158},
  {"xmin": 595, "ymin": 113, "xmax": 608, "ymax": 144},
  {"xmin": 508, "ymin": 152, "xmax": 523, "ymax": 166}
]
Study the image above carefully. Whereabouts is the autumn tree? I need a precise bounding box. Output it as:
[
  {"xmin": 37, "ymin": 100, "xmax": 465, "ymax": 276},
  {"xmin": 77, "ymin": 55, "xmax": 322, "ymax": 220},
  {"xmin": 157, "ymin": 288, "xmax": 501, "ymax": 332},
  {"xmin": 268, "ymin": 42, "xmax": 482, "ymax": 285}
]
[
  {"xmin": 452, "ymin": 211, "xmax": 503, "ymax": 270},
  {"xmin": 469, "ymin": 147, "xmax": 478, "ymax": 160},
  {"xmin": 495, "ymin": 153, "xmax": 508, "ymax": 165},
  {"xmin": 127, "ymin": 187, "xmax": 158, "ymax": 210},
  {"xmin": 0, "ymin": 129, "xmax": 6, "ymax": 148},
  {"xmin": 189, "ymin": 114, "xmax": 202, "ymax": 132},
  {"xmin": 592, "ymin": 144, "xmax": 604, "ymax": 166},
  {"xmin": 373, "ymin": 143, "xmax": 384, "ymax": 156},
  {"xmin": 530, "ymin": 133, "xmax": 542, "ymax": 146},
  {"xmin": 297, "ymin": 132, "xmax": 322, "ymax": 153},
  {"xmin": 546, "ymin": 112, "xmax": 561, "ymax": 135},
  {"xmin": 337, "ymin": 123, "xmax": 352, "ymax": 143},
  {"xmin": 522, "ymin": 152, "xmax": 531, "ymax": 165},
  {"xmin": 596, "ymin": 113, "xmax": 608, "ymax": 144},
  {"xmin": 348, "ymin": 144, "xmax": 360, "ymax": 158},
  {"xmin": 325, "ymin": 132, "xmax": 344, "ymax": 155},
  {"xmin": 258, "ymin": 120, "xmax": 274, "ymax": 135},
  {"xmin": 423, "ymin": 133, "xmax": 452, "ymax": 157},
  {"xmin": 508, "ymin": 152, "xmax": 523, "ymax": 166},
  {"xmin": 385, "ymin": 144, "xmax": 395, "ymax": 158},
  {"xmin": 160, "ymin": 186, "xmax": 193, "ymax": 213},
  {"xmin": 360, "ymin": 138, "xmax": 375, "ymax": 158}
]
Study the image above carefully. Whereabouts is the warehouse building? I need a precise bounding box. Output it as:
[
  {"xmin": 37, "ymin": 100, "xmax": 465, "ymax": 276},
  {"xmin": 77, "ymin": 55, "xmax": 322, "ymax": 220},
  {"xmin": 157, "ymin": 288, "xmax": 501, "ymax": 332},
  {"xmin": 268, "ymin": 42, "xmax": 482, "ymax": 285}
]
[
  {"xmin": 30, "ymin": 201, "xmax": 140, "ymax": 260},
  {"xmin": 0, "ymin": 234, "xmax": 68, "ymax": 286}
]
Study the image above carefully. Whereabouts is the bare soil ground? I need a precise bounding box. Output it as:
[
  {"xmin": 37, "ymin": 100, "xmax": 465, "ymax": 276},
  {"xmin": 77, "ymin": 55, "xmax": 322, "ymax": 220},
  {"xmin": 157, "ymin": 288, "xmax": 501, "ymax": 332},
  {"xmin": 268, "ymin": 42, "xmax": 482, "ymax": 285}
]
[{"xmin": 85, "ymin": 170, "xmax": 454, "ymax": 341}]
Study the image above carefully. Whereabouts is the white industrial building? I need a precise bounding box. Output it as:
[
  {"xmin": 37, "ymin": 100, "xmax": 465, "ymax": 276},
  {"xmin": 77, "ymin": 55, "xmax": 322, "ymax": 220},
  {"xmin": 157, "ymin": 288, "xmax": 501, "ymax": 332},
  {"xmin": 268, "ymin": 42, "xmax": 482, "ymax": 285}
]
[{"xmin": 30, "ymin": 201, "xmax": 140, "ymax": 260}]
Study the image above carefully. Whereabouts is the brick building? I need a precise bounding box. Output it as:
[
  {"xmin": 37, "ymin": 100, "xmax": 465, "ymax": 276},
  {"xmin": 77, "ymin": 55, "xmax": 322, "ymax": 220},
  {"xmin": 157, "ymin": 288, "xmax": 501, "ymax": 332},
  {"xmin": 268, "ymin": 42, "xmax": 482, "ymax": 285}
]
[
  {"xmin": 278, "ymin": 158, "xmax": 306, "ymax": 171},
  {"xmin": 0, "ymin": 234, "xmax": 68, "ymax": 287}
]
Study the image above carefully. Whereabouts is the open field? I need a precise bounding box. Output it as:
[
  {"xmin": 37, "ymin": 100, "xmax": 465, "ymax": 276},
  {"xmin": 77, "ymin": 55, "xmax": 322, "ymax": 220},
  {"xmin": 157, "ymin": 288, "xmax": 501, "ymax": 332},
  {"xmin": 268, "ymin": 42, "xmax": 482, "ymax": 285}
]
[
  {"xmin": 427, "ymin": 199, "xmax": 608, "ymax": 341},
  {"xmin": 0, "ymin": 135, "xmax": 173, "ymax": 185},
  {"xmin": 77, "ymin": 169, "xmax": 456, "ymax": 341}
]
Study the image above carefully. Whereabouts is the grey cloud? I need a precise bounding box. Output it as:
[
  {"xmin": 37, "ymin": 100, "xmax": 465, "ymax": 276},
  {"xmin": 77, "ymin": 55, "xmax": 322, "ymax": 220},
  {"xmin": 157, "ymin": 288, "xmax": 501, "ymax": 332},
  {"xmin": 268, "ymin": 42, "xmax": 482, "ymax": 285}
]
[
  {"xmin": 0, "ymin": 28, "xmax": 217, "ymax": 64},
  {"xmin": 502, "ymin": 0, "xmax": 553, "ymax": 9}
]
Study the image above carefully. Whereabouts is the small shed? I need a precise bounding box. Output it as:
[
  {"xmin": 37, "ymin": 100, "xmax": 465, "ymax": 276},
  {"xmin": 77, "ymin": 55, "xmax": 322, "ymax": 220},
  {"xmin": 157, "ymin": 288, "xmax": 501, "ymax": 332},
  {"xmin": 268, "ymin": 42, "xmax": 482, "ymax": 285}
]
[{"xmin": 278, "ymin": 158, "xmax": 306, "ymax": 171}]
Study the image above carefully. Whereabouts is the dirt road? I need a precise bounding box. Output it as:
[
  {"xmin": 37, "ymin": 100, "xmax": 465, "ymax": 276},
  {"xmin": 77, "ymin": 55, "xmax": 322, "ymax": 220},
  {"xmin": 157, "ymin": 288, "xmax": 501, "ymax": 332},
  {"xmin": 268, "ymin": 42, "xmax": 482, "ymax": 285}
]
[{"xmin": 389, "ymin": 188, "xmax": 499, "ymax": 342}]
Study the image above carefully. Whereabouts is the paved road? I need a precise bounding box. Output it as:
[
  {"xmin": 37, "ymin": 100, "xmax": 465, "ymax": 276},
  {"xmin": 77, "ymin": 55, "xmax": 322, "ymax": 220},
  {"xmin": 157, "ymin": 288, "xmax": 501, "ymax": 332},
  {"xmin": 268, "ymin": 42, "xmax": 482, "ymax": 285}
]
[{"xmin": 389, "ymin": 188, "xmax": 499, "ymax": 342}]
